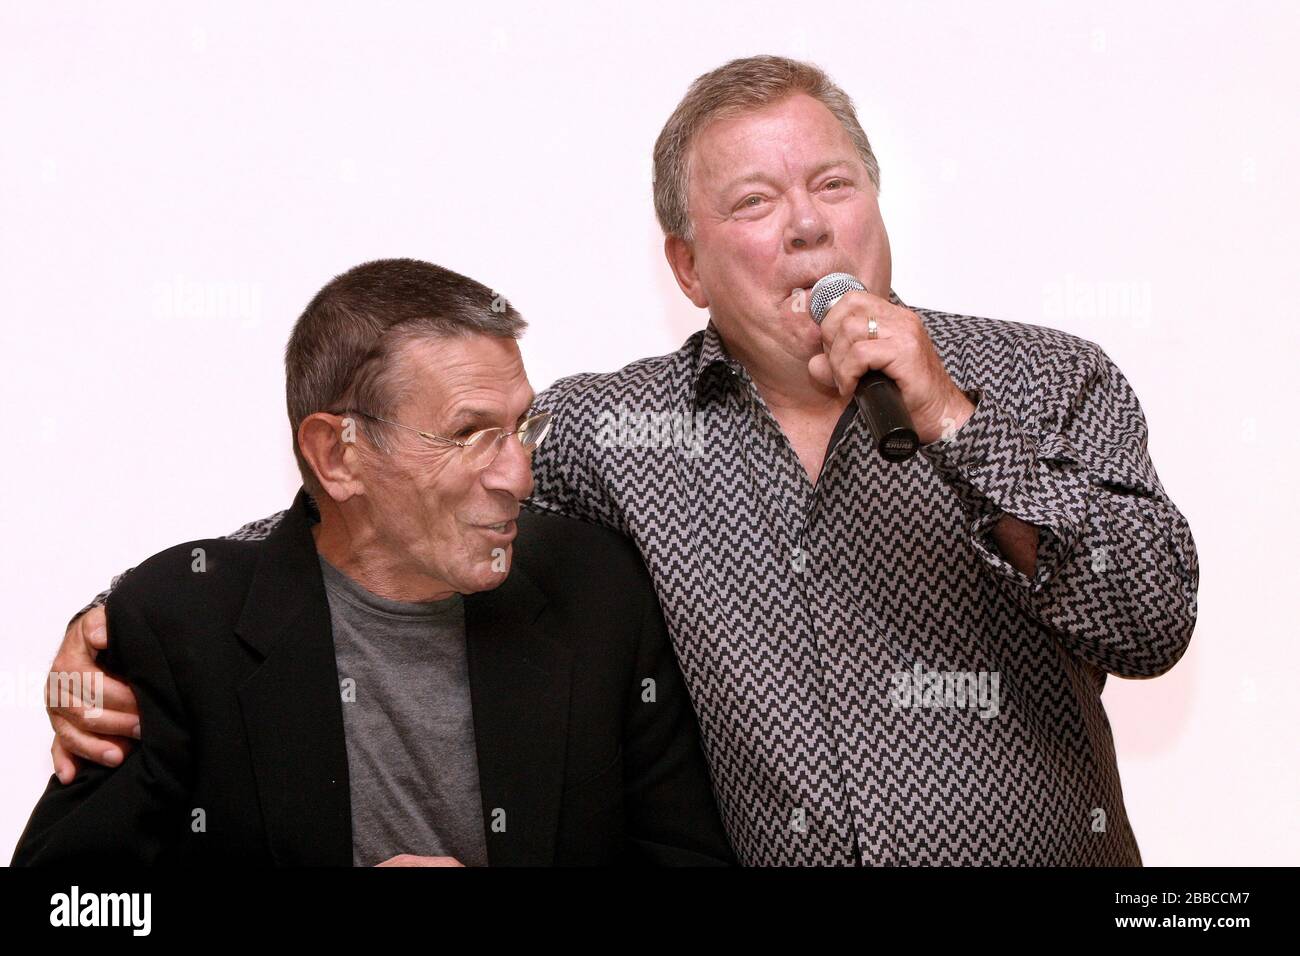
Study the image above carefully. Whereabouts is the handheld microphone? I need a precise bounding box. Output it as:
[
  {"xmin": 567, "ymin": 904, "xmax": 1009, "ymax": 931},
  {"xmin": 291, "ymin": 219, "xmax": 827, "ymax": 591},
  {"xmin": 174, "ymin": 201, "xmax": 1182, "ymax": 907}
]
[{"xmin": 809, "ymin": 273, "xmax": 919, "ymax": 463}]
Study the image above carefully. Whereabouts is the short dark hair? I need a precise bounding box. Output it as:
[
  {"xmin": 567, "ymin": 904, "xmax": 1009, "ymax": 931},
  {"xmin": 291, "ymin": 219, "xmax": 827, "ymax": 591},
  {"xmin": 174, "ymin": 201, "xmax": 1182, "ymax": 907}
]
[{"xmin": 284, "ymin": 258, "xmax": 526, "ymax": 493}]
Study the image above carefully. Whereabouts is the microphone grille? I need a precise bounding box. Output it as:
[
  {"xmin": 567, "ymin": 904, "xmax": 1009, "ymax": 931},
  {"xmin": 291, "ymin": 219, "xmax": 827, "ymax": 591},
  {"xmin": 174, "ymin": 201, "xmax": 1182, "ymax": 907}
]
[{"xmin": 809, "ymin": 272, "xmax": 866, "ymax": 325}]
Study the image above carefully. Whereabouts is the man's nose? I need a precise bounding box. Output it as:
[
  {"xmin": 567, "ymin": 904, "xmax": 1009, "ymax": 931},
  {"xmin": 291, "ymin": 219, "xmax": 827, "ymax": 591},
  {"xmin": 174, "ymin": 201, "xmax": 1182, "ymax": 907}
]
[
  {"xmin": 480, "ymin": 431, "xmax": 534, "ymax": 501},
  {"xmin": 785, "ymin": 189, "xmax": 831, "ymax": 251}
]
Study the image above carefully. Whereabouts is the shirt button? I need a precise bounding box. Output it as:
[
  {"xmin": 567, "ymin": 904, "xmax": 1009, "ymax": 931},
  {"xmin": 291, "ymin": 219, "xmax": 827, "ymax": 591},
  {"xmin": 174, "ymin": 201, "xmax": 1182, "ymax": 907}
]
[{"xmin": 791, "ymin": 547, "xmax": 807, "ymax": 572}]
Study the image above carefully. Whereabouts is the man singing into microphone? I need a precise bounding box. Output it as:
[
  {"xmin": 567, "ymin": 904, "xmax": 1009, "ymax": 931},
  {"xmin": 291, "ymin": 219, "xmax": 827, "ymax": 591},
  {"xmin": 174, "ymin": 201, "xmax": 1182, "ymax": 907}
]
[{"xmin": 48, "ymin": 55, "xmax": 1197, "ymax": 866}]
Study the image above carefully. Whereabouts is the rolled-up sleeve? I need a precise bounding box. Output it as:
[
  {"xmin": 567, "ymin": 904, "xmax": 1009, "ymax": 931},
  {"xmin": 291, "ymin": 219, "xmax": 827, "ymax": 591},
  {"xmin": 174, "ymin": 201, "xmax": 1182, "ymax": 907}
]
[{"xmin": 919, "ymin": 343, "xmax": 1198, "ymax": 678}]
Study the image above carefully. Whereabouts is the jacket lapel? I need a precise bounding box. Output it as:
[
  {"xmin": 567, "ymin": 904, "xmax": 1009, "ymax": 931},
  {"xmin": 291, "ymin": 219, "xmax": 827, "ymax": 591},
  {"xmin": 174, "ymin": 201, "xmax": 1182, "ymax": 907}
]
[
  {"xmin": 464, "ymin": 557, "xmax": 570, "ymax": 866},
  {"xmin": 234, "ymin": 489, "xmax": 353, "ymax": 866}
]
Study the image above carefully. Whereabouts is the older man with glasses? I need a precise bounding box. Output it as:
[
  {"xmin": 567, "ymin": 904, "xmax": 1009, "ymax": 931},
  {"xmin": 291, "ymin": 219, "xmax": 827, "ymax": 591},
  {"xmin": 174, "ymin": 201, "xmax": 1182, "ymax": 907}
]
[{"xmin": 14, "ymin": 258, "xmax": 733, "ymax": 867}]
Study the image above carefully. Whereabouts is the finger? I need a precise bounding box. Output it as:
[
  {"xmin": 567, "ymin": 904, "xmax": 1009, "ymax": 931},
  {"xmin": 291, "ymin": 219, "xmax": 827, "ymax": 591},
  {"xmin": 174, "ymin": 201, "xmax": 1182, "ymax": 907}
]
[
  {"xmin": 48, "ymin": 675, "xmax": 138, "ymax": 719},
  {"xmin": 839, "ymin": 311, "xmax": 893, "ymax": 355},
  {"xmin": 851, "ymin": 336, "xmax": 905, "ymax": 380},
  {"xmin": 844, "ymin": 338, "xmax": 878, "ymax": 381},
  {"xmin": 48, "ymin": 674, "xmax": 139, "ymax": 717},
  {"xmin": 98, "ymin": 674, "xmax": 139, "ymax": 715},
  {"xmin": 819, "ymin": 290, "xmax": 881, "ymax": 342},
  {"xmin": 53, "ymin": 718, "xmax": 131, "ymax": 766},
  {"xmin": 80, "ymin": 605, "xmax": 109, "ymax": 652},
  {"xmin": 826, "ymin": 329, "xmax": 873, "ymax": 395},
  {"xmin": 51, "ymin": 738, "xmax": 78, "ymax": 785},
  {"xmin": 831, "ymin": 337, "xmax": 903, "ymax": 398},
  {"xmin": 820, "ymin": 312, "xmax": 883, "ymax": 387},
  {"xmin": 814, "ymin": 343, "xmax": 851, "ymax": 396},
  {"xmin": 49, "ymin": 698, "xmax": 141, "ymax": 738},
  {"xmin": 53, "ymin": 623, "xmax": 97, "ymax": 674},
  {"xmin": 808, "ymin": 353, "xmax": 836, "ymax": 390}
]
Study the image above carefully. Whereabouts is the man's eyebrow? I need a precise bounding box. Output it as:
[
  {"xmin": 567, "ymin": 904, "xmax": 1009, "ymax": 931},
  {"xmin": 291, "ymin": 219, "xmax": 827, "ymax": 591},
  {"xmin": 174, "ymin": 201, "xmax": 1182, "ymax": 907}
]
[
  {"xmin": 719, "ymin": 171, "xmax": 777, "ymax": 195},
  {"xmin": 445, "ymin": 406, "xmax": 499, "ymax": 428},
  {"xmin": 808, "ymin": 158, "xmax": 858, "ymax": 179},
  {"xmin": 446, "ymin": 394, "xmax": 537, "ymax": 428},
  {"xmin": 720, "ymin": 159, "xmax": 858, "ymax": 195}
]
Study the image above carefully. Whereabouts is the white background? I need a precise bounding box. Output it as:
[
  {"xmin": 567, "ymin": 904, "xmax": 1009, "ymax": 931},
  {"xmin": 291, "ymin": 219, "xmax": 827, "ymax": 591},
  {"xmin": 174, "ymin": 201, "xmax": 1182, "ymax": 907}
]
[{"xmin": 2, "ymin": 0, "xmax": 1296, "ymax": 865}]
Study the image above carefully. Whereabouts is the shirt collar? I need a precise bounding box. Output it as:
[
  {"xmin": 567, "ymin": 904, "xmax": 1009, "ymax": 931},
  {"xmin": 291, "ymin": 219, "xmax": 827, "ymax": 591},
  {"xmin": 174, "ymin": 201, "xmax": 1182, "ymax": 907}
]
[
  {"xmin": 692, "ymin": 288, "xmax": 906, "ymax": 397},
  {"xmin": 693, "ymin": 320, "xmax": 740, "ymax": 386}
]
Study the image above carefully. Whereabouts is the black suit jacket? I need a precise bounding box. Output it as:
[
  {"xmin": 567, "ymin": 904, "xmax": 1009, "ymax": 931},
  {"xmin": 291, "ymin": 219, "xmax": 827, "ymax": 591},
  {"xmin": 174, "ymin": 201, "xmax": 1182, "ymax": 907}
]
[{"xmin": 13, "ymin": 489, "xmax": 734, "ymax": 866}]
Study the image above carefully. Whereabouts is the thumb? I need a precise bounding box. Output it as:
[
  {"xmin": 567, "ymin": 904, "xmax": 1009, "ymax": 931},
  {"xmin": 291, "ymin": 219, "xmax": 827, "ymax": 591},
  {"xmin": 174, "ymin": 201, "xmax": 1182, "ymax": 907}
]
[{"xmin": 807, "ymin": 353, "xmax": 838, "ymax": 392}]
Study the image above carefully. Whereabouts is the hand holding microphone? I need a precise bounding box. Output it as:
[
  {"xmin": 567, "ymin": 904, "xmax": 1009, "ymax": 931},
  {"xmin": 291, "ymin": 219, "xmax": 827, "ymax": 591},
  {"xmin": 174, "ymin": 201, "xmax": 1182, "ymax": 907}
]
[{"xmin": 807, "ymin": 273, "xmax": 974, "ymax": 462}]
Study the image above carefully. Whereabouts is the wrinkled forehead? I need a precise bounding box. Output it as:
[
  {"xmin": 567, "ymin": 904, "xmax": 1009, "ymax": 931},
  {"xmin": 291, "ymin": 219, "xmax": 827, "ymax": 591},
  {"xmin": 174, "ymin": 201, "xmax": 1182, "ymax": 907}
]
[
  {"xmin": 687, "ymin": 94, "xmax": 861, "ymax": 191},
  {"xmin": 393, "ymin": 334, "xmax": 534, "ymax": 424}
]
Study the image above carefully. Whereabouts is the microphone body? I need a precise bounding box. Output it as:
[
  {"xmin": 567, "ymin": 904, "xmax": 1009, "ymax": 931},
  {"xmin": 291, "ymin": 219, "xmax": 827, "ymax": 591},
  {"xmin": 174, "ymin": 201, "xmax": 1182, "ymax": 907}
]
[{"xmin": 809, "ymin": 273, "xmax": 919, "ymax": 463}]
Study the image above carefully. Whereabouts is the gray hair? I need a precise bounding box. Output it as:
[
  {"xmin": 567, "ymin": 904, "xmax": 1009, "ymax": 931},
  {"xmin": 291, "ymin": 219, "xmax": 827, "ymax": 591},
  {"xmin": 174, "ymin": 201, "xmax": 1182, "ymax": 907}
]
[
  {"xmin": 652, "ymin": 55, "xmax": 881, "ymax": 241},
  {"xmin": 284, "ymin": 258, "xmax": 526, "ymax": 494}
]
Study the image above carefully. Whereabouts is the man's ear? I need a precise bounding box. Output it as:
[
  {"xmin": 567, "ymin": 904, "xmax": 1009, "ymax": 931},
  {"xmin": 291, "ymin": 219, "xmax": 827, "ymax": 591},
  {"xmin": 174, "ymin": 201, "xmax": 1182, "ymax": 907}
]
[
  {"xmin": 298, "ymin": 413, "xmax": 365, "ymax": 502},
  {"xmin": 664, "ymin": 234, "xmax": 710, "ymax": 309}
]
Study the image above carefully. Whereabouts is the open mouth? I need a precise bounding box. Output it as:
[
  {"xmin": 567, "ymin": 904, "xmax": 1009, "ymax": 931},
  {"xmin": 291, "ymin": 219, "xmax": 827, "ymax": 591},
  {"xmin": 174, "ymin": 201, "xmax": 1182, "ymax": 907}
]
[
  {"xmin": 788, "ymin": 278, "xmax": 827, "ymax": 303},
  {"xmin": 791, "ymin": 270, "xmax": 847, "ymax": 296},
  {"xmin": 786, "ymin": 284, "xmax": 820, "ymax": 313}
]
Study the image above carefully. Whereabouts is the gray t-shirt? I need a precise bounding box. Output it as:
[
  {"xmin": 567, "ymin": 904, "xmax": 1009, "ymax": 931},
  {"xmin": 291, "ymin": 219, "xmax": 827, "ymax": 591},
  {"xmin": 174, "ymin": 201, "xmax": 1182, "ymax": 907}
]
[{"xmin": 318, "ymin": 554, "xmax": 489, "ymax": 867}]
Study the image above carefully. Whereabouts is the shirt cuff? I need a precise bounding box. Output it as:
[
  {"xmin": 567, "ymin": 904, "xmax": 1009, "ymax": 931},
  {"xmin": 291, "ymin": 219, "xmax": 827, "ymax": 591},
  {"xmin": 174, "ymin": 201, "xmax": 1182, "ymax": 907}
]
[{"xmin": 918, "ymin": 387, "xmax": 1090, "ymax": 590}]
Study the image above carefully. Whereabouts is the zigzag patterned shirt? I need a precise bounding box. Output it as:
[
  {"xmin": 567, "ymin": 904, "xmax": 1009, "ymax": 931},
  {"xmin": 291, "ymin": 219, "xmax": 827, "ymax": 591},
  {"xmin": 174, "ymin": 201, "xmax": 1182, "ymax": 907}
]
[{"xmin": 86, "ymin": 291, "xmax": 1198, "ymax": 866}]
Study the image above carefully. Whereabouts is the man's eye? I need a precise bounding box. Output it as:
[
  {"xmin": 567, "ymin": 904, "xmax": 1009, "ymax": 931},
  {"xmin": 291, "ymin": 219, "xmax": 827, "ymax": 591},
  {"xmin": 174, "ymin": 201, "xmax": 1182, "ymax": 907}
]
[
  {"xmin": 740, "ymin": 195, "xmax": 763, "ymax": 208},
  {"xmin": 824, "ymin": 179, "xmax": 845, "ymax": 190}
]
